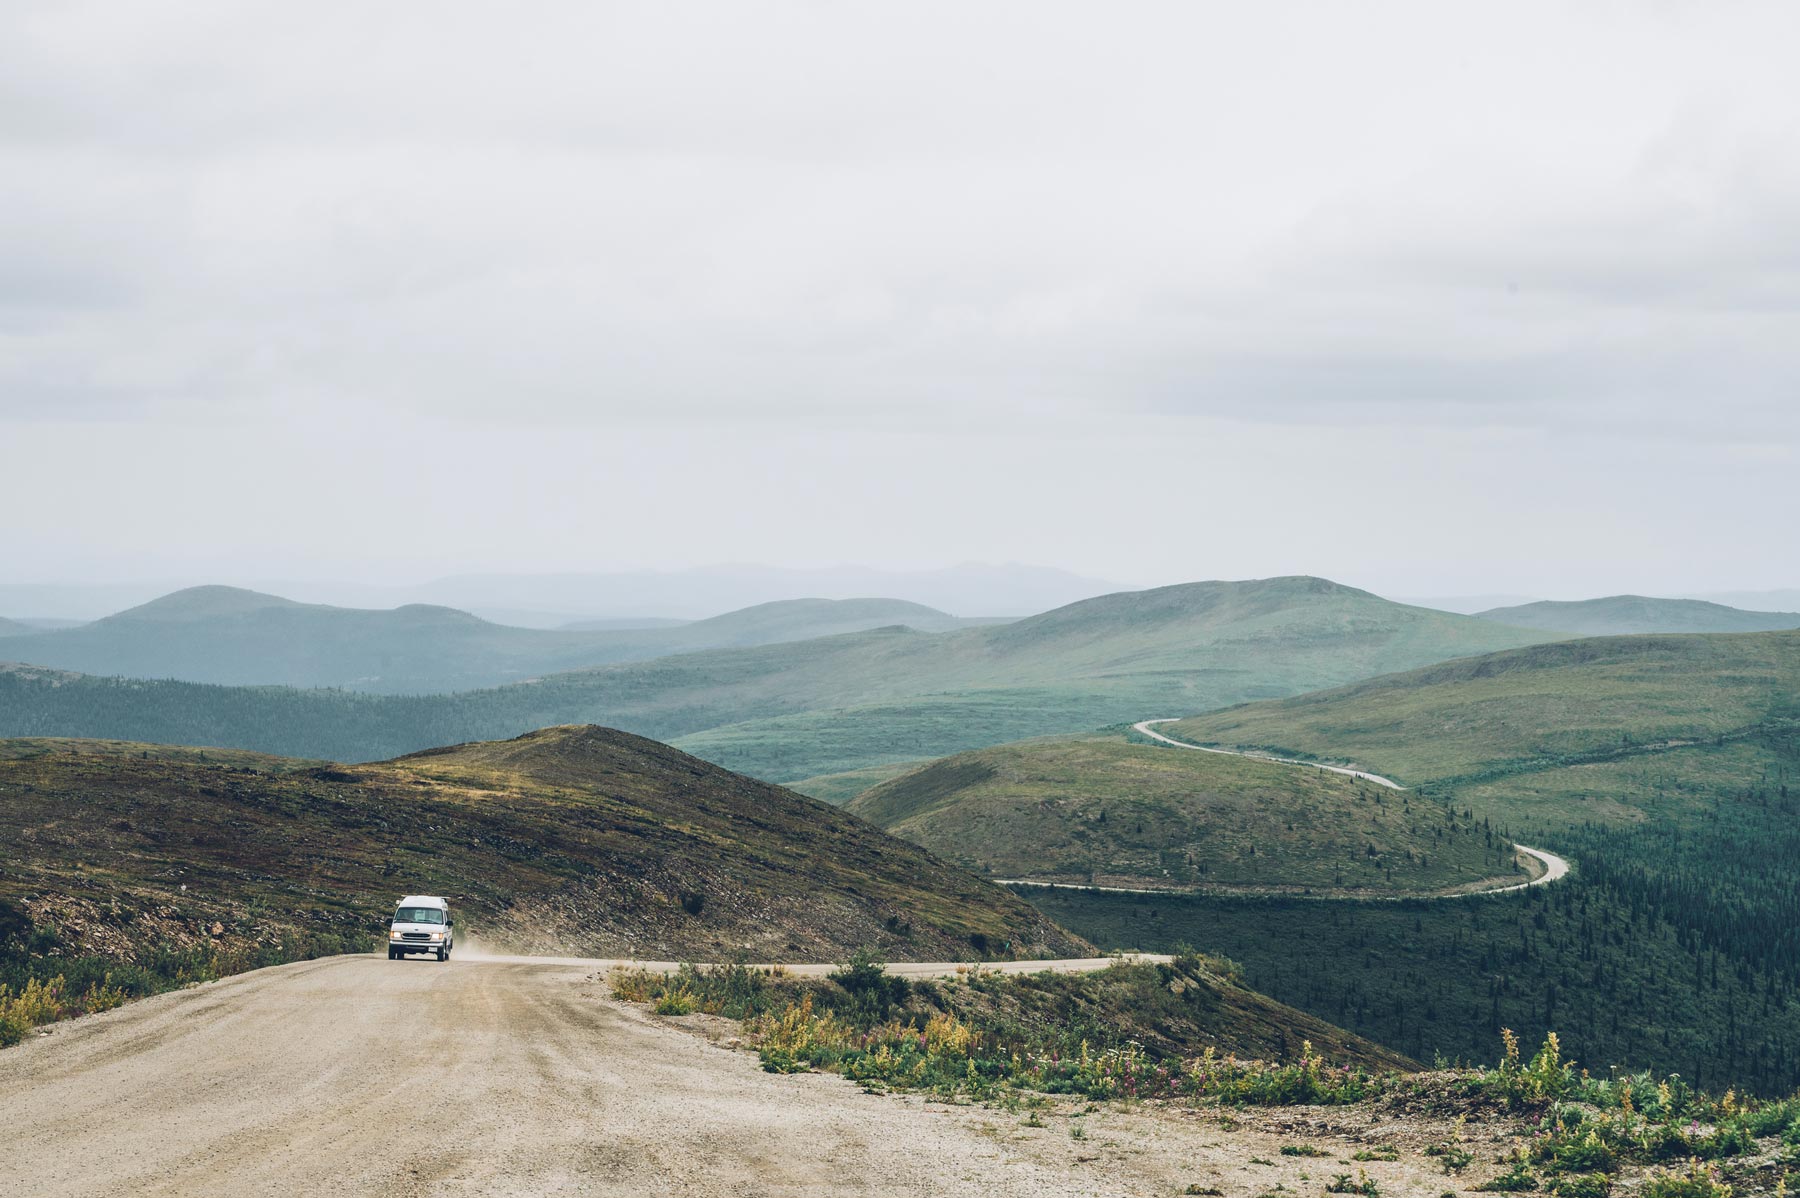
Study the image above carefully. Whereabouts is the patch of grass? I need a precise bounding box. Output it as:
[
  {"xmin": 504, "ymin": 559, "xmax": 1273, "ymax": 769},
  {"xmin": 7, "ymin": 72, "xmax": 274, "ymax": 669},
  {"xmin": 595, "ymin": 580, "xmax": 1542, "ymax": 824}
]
[
  {"xmin": 1641, "ymin": 1163, "xmax": 1732, "ymax": 1198},
  {"xmin": 1427, "ymin": 1145, "xmax": 1475, "ymax": 1175},
  {"xmin": 1546, "ymin": 1175, "xmax": 1610, "ymax": 1198},
  {"xmin": 1326, "ymin": 1170, "xmax": 1380, "ymax": 1196},
  {"xmin": 1284, "ymin": 1146, "xmax": 1332, "ymax": 1157}
]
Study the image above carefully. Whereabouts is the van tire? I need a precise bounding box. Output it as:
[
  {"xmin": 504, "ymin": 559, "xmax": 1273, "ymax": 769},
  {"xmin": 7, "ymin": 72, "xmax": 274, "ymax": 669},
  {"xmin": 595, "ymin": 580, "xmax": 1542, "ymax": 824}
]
[{"xmin": 387, "ymin": 948, "xmax": 398, "ymax": 960}]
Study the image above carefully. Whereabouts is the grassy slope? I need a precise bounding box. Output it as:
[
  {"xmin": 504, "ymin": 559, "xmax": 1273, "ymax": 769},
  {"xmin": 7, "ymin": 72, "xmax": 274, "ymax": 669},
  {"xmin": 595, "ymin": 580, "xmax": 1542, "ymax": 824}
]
[
  {"xmin": 1165, "ymin": 631, "xmax": 1800, "ymax": 797},
  {"xmin": 0, "ymin": 727, "xmax": 1087, "ymax": 969},
  {"xmin": 1478, "ymin": 595, "xmax": 1800, "ymax": 636},
  {"xmin": 786, "ymin": 760, "xmax": 932, "ymax": 804},
  {"xmin": 847, "ymin": 733, "xmax": 1518, "ymax": 893},
  {"xmin": 7, "ymin": 587, "xmax": 992, "ymax": 694}
]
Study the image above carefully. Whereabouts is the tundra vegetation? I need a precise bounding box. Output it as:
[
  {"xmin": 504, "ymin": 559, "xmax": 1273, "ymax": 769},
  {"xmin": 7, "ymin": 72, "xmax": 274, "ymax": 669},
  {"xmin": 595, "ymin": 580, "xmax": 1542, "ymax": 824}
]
[
  {"xmin": 1035, "ymin": 631, "xmax": 1800, "ymax": 1093},
  {"xmin": 615, "ymin": 957, "xmax": 1800, "ymax": 1198}
]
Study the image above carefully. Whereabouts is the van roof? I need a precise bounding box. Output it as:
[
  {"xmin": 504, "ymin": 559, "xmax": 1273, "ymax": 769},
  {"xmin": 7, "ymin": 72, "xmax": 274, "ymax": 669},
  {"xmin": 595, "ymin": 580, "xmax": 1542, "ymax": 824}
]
[{"xmin": 396, "ymin": 895, "xmax": 449, "ymax": 908}]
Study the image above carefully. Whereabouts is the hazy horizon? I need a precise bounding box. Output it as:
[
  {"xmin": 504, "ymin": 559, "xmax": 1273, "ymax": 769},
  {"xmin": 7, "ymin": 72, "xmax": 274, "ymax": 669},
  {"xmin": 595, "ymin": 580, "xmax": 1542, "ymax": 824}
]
[
  {"xmin": 6, "ymin": 563, "xmax": 1800, "ymax": 625},
  {"xmin": 5, "ymin": 2, "xmax": 1796, "ymax": 600}
]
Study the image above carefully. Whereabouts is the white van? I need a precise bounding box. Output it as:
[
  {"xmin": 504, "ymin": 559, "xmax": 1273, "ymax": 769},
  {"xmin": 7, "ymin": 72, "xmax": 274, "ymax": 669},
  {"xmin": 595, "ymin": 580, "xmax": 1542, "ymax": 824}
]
[{"xmin": 387, "ymin": 895, "xmax": 455, "ymax": 961}]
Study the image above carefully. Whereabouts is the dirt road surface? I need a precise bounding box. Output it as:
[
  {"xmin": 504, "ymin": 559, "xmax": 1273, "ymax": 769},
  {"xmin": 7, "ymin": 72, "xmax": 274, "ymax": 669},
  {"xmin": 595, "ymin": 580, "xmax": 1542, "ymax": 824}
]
[{"xmin": 1, "ymin": 953, "xmax": 1492, "ymax": 1198}]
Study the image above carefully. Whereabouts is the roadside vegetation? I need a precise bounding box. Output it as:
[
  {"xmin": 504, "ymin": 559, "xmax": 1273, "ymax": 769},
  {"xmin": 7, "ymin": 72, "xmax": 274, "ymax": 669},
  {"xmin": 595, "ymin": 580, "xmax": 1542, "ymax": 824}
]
[
  {"xmin": 615, "ymin": 956, "xmax": 1800, "ymax": 1198},
  {"xmin": 612, "ymin": 949, "xmax": 1412, "ymax": 1090},
  {"xmin": 0, "ymin": 928, "xmax": 365, "ymax": 1048}
]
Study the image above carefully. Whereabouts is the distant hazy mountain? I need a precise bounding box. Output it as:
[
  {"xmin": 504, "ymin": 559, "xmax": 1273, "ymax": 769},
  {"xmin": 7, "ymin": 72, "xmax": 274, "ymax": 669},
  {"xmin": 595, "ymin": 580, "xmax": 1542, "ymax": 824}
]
[
  {"xmin": 0, "ymin": 617, "xmax": 37, "ymax": 638},
  {"xmin": 1392, "ymin": 593, "xmax": 1543, "ymax": 615},
  {"xmin": 1476, "ymin": 595, "xmax": 1800, "ymax": 635},
  {"xmin": 0, "ymin": 564, "xmax": 1122, "ymax": 625},
  {"xmin": 386, "ymin": 562, "xmax": 1124, "ymax": 620},
  {"xmin": 558, "ymin": 616, "xmax": 691, "ymax": 631},
  {"xmin": 2, "ymin": 586, "xmax": 991, "ymax": 692},
  {"xmin": 0, "ymin": 576, "xmax": 1563, "ymax": 782}
]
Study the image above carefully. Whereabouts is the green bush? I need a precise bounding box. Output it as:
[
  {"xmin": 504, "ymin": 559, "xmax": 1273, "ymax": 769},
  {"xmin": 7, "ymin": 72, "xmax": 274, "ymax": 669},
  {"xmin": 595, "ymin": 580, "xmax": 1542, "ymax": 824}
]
[
  {"xmin": 1641, "ymin": 1163, "xmax": 1731, "ymax": 1198},
  {"xmin": 1546, "ymin": 1174, "xmax": 1610, "ymax": 1198},
  {"xmin": 828, "ymin": 949, "xmax": 909, "ymax": 1020}
]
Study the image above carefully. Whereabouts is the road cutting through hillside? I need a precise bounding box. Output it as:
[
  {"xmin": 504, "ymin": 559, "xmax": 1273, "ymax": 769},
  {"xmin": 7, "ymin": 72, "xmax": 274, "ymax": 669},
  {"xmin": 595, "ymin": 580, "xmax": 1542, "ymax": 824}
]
[
  {"xmin": 1133, "ymin": 718, "xmax": 1409, "ymax": 788},
  {"xmin": 1111, "ymin": 718, "xmax": 1570, "ymax": 897}
]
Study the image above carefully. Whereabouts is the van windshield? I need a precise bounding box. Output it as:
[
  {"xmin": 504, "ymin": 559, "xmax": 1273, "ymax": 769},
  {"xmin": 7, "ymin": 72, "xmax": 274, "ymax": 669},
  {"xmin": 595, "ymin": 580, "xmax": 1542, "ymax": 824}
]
[{"xmin": 394, "ymin": 907, "xmax": 444, "ymax": 925}]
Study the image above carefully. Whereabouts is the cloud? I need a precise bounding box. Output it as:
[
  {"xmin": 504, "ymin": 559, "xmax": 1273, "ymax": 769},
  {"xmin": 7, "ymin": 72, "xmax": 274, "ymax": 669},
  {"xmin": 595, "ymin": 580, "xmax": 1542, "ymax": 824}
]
[{"xmin": 1, "ymin": 0, "xmax": 1796, "ymax": 589}]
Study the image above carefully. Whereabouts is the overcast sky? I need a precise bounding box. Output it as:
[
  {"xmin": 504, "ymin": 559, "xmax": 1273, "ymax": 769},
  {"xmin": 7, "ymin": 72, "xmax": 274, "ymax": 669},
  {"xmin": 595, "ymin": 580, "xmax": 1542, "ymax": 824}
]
[{"xmin": 3, "ymin": 1, "xmax": 1796, "ymax": 600}]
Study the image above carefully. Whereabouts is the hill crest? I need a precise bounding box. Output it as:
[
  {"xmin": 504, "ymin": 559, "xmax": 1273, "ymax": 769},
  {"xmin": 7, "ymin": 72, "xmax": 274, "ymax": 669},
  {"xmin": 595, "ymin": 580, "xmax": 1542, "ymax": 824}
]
[{"xmin": 1478, "ymin": 594, "xmax": 1800, "ymax": 636}]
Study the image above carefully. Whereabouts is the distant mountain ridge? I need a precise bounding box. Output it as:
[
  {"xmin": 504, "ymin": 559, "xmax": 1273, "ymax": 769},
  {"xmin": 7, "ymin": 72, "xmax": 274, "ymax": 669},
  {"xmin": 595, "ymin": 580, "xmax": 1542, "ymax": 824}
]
[
  {"xmin": 4, "ymin": 586, "xmax": 995, "ymax": 693},
  {"xmin": 1477, "ymin": 595, "xmax": 1800, "ymax": 636},
  {"xmin": 0, "ymin": 617, "xmax": 35, "ymax": 638},
  {"xmin": 0, "ymin": 575, "xmax": 1563, "ymax": 783}
]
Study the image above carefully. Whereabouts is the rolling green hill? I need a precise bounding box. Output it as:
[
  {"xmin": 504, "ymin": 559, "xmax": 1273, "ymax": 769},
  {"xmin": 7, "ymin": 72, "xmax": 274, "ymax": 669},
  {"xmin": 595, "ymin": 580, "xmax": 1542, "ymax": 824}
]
[
  {"xmin": 0, "ymin": 726, "xmax": 1086, "ymax": 970},
  {"xmin": 1162, "ymin": 630, "xmax": 1800, "ymax": 812},
  {"xmin": 846, "ymin": 732, "xmax": 1524, "ymax": 894},
  {"xmin": 1478, "ymin": 595, "xmax": 1800, "ymax": 636},
  {"xmin": 6, "ymin": 586, "xmax": 991, "ymax": 694},
  {"xmin": 0, "ymin": 577, "xmax": 1561, "ymax": 782},
  {"xmin": 1030, "ymin": 630, "xmax": 1800, "ymax": 1093}
]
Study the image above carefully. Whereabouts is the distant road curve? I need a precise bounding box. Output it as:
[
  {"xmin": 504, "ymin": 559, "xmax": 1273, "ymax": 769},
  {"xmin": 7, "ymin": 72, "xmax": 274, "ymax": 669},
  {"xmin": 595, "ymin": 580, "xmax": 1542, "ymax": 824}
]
[
  {"xmin": 1132, "ymin": 718, "xmax": 1407, "ymax": 789},
  {"xmin": 1077, "ymin": 718, "xmax": 1573, "ymax": 897}
]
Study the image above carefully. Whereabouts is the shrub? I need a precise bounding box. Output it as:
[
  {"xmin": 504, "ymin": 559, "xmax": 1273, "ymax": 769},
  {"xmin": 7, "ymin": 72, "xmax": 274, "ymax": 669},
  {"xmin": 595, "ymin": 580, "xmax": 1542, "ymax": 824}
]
[
  {"xmin": 1426, "ymin": 1145, "xmax": 1475, "ymax": 1174},
  {"xmin": 829, "ymin": 949, "xmax": 909, "ymax": 1019},
  {"xmin": 653, "ymin": 986, "xmax": 696, "ymax": 1016},
  {"xmin": 1547, "ymin": 1175, "xmax": 1611, "ymax": 1198},
  {"xmin": 1326, "ymin": 1170, "xmax": 1380, "ymax": 1196},
  {"xmin": 1476, "ymin": 1160, "xmax": 1539, "ymax": 1192},
  {"xmin": 611, "ymin": 963, "xmax": 779, "ymax": 1020},
  {"xmin": 1641, "ymin": 1163, "xmax": 1732, "ymax": 1198}
]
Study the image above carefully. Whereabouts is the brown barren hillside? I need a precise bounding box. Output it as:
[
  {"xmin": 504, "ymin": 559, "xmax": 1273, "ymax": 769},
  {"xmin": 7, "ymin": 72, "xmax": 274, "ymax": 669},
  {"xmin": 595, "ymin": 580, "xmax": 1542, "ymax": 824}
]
[{"xmin": 0, "ymin": 726, "xmax": 1087, "ymax": 966}]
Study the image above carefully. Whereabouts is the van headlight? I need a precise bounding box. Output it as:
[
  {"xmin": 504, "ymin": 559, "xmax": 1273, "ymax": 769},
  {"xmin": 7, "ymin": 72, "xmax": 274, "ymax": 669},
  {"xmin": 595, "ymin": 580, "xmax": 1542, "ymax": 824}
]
[
  {"xmin": 428, "ymin": 932, "xmax": 443, "ymax": 940},
  {"xmin": 389, "ymin": 931, "xmax": 404, "ymax": 940}
]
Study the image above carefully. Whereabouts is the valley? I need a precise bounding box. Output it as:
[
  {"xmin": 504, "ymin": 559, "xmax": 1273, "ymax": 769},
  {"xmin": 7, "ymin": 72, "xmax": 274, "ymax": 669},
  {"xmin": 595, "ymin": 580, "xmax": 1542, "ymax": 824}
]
[{"xmin": 1023, "ymin": 630, "xmax": 1800, "ymax": 1093}]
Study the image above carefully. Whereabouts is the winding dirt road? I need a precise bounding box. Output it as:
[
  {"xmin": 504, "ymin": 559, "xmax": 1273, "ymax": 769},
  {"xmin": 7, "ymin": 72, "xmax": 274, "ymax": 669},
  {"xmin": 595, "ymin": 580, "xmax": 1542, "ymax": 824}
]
[{"xmin": 1128, "ymin": 719, "xmax": 1570, "ymax": 895}]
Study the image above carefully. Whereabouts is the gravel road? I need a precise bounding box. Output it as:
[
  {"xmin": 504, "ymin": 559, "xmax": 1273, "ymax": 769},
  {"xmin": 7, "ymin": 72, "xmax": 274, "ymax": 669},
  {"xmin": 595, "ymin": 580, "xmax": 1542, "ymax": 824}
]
[
  {"xmin": 0, "ymin": 953, "xmax": 1167, "ymax": 1198},
  {"xmin": 1, "ymin": 952, "xmax": 1521, "ymax": 1198}
]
